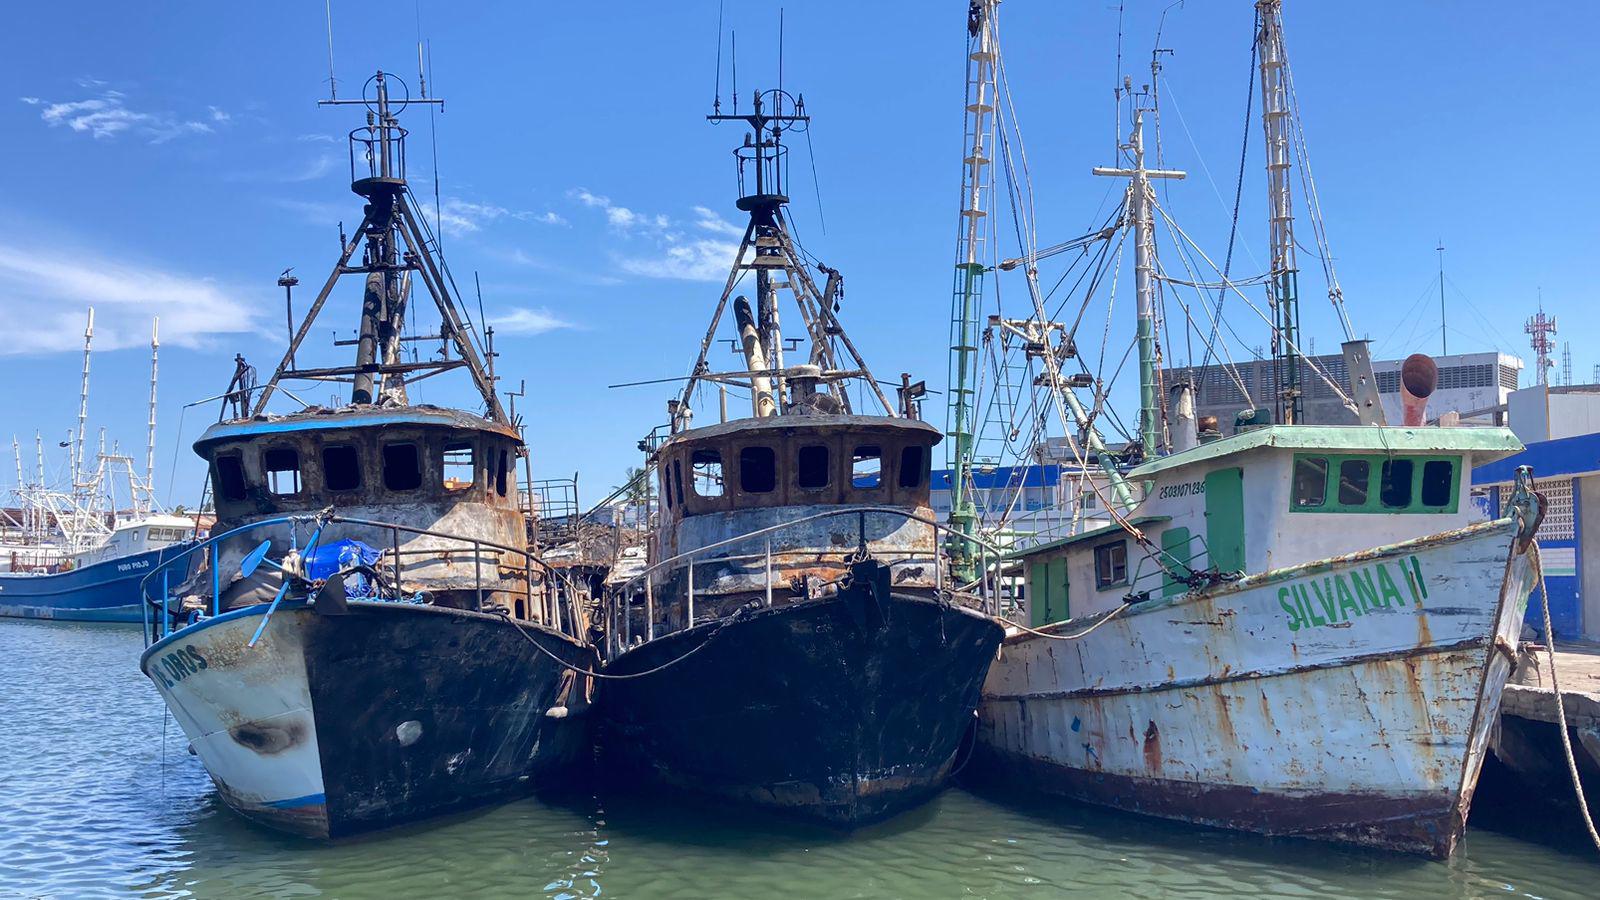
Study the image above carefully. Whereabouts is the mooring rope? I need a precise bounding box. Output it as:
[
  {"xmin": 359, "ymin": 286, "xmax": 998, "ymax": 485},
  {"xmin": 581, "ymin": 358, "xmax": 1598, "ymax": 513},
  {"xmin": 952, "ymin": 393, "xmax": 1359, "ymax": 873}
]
[
  {"xmin": 497, "ymin": 606, "xmax": 749, "ymax": 681},
  {"xmin": 1530, "ymin": 540, "xmax": 1600, "ymax": 853},
  {"xmin": 996, "ymin": 602, "xmax": 1131, "ymax": 642}
]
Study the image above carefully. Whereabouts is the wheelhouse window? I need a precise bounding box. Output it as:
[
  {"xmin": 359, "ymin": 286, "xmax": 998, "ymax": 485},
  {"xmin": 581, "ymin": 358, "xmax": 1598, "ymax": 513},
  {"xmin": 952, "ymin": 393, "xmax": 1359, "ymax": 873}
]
[
  {"xmin": 442, "ymin": 441, "xmax": 476, "ymax": 492},
  {"xmin": 1421, "ymin": 459, "xmax": 1454, "ymax": 507},
  {"xmin": 1290, "ymin": 453, "xmax": 1461, "ymax": 513},
  {"xmin": 495, "ymin": 448, "xmax": 509, "ymax": 497},
  {"xmin": 852, "ymin": 446, "xmax": 882, "ymax": 490},
  {"xmin": 898, "ymin": 445, "xmax": 927, "ymax": 489},
  {"xmin": 1380, "ymin": 459, "xmax": 1414, "ymax": 509},
  {"xmin": 383, "ymin": 443, "xmax": 422, "ymax": 492},
  {"xmin": 214, "ymin": 453, "xmax": 247, "ymax": 502},
  {"xmin": 797, "ymin": 445, "xmax": 830, "ymax": 490},
  {"xmin": 691, "ymin": 449, "xmax": 723, "ymax": 498},
  {"xmin": 739, "ymin": 446, "xmax": 776, "ymax": 494},
  {"xmin": 322, "ymin": 445, "xmax": 361, "ymax": 492},
  {"xmin": 263, "ymin": 447, "xmax": 301, "ymax": 497},
  {"xmin": 1292, "ymin": 456, "xmax": 1327, "ymax": 508},
  {"xmin": 661, "ymin": 466, "xmax": 674, "ymax": 511},
  {"xmin": 673, "ymin": 459, "xmax": 686, "ymax": 507},
  {"xmin": 1094, "ymin": 541, "xmax": 1128, "ymax": 589},
  {"xmin": 1337, "ymin": 459, "xmax": 1369, "ymax": 506}
]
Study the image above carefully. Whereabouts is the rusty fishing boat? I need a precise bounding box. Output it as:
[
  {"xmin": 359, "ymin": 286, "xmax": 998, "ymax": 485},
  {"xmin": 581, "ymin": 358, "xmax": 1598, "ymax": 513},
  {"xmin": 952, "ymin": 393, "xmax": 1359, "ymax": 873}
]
[
  {"xmin": 596, "ymin": 87, "xmax": 1004, "ymax": 826},
  {"xmin": 951, "ymin": 0, "xmax": 1546, "ymax": 857},
  {"xmin": 137, "ymin": 72, "xmax": 594, "ymax": 838}
]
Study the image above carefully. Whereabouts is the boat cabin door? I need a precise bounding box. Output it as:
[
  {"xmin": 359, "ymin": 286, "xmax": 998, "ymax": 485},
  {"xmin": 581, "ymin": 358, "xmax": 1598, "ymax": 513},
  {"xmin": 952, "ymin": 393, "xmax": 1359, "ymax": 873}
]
[{"xmin": 1203, "ymin": 467, "xmax": 1245, "ymax": 575}]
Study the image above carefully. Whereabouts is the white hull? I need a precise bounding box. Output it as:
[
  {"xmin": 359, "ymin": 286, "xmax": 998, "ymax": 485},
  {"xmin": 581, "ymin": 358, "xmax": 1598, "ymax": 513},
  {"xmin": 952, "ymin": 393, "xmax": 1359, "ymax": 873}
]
[
  {"xmin": 978, "ymin": 518, "xmax": 1535, "ymax": 857},
  {"xmin": 143, "ymin": 606, "xmax": 330, "ymax": 832}
]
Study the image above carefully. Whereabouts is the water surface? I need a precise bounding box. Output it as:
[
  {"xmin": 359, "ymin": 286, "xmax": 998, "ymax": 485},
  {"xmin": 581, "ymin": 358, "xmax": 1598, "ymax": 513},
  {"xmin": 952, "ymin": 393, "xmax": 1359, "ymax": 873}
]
[{"xmin": 2, "ymin": 619, "xmax": 1595, "ymax": 898}]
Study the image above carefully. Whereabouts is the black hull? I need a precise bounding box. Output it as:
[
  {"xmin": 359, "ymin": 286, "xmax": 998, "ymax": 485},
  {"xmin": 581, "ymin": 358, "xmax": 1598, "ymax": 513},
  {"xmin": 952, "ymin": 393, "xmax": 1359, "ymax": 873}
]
[
  {"xmin": 149, "ymin": 601, "xmax": 597, "ymax": 839},
  {"xmin": 598, "ymin": 594, "xmax": 1003, "ymax": 826}
]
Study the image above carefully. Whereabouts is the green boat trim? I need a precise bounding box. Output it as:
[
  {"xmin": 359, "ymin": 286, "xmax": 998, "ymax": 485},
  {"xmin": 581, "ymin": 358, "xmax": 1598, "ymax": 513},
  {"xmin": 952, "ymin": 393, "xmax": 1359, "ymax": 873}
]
[{"xmin": 1128, "ymin": 424, "xmax": 1525, "ymax": 480}]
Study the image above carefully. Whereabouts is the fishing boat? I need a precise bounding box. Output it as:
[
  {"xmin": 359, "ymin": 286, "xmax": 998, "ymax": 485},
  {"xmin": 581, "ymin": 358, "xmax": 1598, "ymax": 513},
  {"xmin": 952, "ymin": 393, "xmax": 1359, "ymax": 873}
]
[
  {"xmin": 138, "ymin": 71, "xmax": 595, "ymax": 839},
  {"xmin": 953, "ymin": 0, "xmax": 1546, "ymax": 857},
  {"xmin": 1, "ymin": 317, "xmax": 198, "ymax": 622},
  {"xmin": 596, "ymin": 86, "xmax": 1004, "ymax": 826}
]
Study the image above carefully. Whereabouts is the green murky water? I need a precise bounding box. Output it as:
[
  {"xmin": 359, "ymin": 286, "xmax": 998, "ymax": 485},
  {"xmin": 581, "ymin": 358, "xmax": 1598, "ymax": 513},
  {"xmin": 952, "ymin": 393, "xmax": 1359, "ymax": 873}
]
[{"xmin": 2, "ymin": 618, "xmax": 1596, "ymax": 899}]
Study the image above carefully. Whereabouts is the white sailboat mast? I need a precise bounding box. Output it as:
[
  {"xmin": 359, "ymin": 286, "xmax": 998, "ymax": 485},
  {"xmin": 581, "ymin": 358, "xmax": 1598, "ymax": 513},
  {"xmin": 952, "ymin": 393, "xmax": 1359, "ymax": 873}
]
[
  {"xmin": 145, "ymin": 318, "xmax": 160, "ymax": 515},
  {"xmin": 74, "ymin": 307, "xmax": 94, "ymax": 486}
]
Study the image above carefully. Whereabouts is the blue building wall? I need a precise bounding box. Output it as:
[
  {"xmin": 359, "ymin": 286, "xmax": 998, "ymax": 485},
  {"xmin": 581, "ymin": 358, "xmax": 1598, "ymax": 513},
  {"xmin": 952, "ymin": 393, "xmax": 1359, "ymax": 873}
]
[{"xmin": 1475, "ymin": 433, "xmax": 1600, "ymax": 639}]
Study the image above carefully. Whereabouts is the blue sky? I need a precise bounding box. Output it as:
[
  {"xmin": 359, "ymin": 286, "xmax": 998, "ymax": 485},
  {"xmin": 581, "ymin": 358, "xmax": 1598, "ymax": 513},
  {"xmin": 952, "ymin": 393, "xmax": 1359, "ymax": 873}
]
[{"xmin": 2, "ymin": 1, "xmax": 1596, "ymax": 508}]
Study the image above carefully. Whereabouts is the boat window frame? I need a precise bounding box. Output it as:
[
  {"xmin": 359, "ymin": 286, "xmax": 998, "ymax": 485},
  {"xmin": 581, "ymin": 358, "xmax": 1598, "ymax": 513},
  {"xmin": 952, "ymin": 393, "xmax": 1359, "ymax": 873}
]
[
  {"xmin": 441, "ymin": 440, "xmax": 477, "ymax": 493},
  {"xmin": 1291, "ymin": 455, "xmax": 1328, "ymax": 509},
  {"xmin": 850, "ymin": 444, "xmax": 884, "ymax": 494},
  {"xmin": 897, "ymin": 443, "xmax": 928, "ymax": 491},
  {"xmin": 321, "ymin": 444, "xmax": 363, "ymax": 493},
  {"xmin": 738, "ymin": 444, "xmax": 778, "ymax": 495},
  {"xmin": 213, "ymin": 451, "xmax": 248, "ymax": 503},
  {"xmin": 1288, "ymin": 453, "xmax": 1460, "ymax": 514},
  {"xmin": 261, "ymin": 446, "xmax": 303, "ymax": 498},
  {"xmin": 796, "ymin": 443, "xmax": 832, "ymax": 492},
  {"xmin": 690, "ymin": 447, "xmax": 725, "ymax": 499},
  {"xmin": 1094, "ymin": 539, "xmax": 1128, "ymax": 590},
  {"xmin": 382, "ymin": 441, "xmax": 424, "ymax": 493}
]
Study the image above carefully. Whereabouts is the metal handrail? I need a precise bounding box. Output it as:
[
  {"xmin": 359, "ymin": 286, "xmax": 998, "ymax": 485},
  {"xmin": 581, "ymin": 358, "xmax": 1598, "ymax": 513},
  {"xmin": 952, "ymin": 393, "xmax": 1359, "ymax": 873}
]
[
  {"xmin": 615, "ymin": 505, "xmax": 1009, "ymax": 597},
  {"xmin": 140, "ymin": 512, "xmax": 584, "ymax": 645},
  {"xmin": 605, "ymin": 506, "xmax": 1011, "ymax": 657}
]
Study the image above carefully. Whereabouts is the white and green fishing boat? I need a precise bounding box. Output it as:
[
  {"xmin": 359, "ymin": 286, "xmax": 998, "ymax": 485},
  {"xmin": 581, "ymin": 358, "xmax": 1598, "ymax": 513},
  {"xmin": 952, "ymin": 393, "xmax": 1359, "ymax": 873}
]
[{"xmin": 945, "ymin": 0, "xmax": 1548, "ymax": 857}]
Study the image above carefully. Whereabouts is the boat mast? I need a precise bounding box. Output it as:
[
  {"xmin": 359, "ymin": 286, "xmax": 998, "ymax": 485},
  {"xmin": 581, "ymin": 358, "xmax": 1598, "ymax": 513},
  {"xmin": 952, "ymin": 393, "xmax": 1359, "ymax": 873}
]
[
  {"xmin": 249, "ymin": 71, "xmax": 507, "ymax": 424},
  {"xmin": 1256, "ymin": 0, "xmax": 1303, "ymax": 425},
  {"xmin": 73, "ymin": 307, "xmax": 93, "ymax": 487},
  {"xmin": 946, "ymin": 0, "xmax": 999, "ymax": 579},
  {"xmin": 675, "ymin": 86, "xmax": 894, "ymax": 426},
  {"xmin": 1093, "ymin": 87, "xmax": 1184, "ymax": 459},
  {"xmin": 144, "ymin": 317, "xmax": 159, "ymax": 516}
]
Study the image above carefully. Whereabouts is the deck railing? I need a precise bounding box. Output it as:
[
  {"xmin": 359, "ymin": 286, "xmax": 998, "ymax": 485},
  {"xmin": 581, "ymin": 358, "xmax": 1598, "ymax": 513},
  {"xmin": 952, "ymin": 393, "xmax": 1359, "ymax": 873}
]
[
  {"xmin": 139, "ymin": 512, "xmax": 585, "ymax": 646},
  {"xmin": 604, "ymin": 506, "xmax": 1009, "ymax": 658}
]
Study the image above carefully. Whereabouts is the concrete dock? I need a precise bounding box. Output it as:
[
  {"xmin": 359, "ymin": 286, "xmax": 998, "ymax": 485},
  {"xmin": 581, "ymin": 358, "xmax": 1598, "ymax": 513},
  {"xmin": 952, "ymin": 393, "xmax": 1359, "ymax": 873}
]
[{"xmin": 1490, "ymin": 644, "xmax": 1600, "ymax": 811}]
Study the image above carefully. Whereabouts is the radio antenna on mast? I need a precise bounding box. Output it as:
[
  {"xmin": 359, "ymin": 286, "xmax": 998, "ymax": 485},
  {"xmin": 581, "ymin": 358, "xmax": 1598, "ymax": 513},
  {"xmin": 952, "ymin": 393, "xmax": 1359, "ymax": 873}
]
[{"xmin": 324, "ymin": 0, "xmax": 339, "ymax": 99}]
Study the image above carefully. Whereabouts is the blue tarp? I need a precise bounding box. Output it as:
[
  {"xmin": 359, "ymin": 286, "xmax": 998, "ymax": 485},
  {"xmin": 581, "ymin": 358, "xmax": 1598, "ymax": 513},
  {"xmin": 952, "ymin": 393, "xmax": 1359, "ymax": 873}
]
[{"xmin": 304, "ymin": 539, "xmax": 383, "ymax": 598}]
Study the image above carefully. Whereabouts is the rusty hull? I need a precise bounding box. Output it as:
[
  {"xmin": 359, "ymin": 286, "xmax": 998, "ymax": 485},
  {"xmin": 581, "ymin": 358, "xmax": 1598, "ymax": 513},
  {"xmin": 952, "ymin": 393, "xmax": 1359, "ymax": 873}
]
[{"xmin": 978, "ymin": 517, "xmax": 1537, "ymax": 858}]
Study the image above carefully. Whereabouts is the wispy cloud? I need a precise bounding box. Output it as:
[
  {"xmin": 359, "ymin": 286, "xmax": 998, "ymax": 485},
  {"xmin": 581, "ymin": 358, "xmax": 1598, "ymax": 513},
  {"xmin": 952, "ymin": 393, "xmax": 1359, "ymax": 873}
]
[
  {"xmin": 0, "ymin": 236, "xmax": 262, "ymax": 355},
  {"xmin": 568, "ymin": 190, "xmax": 739, "ymax": 282},
  {"xmin": 570, "ymin": 188, "xmax": 671, "ymax": 235},
  {"xmin": 618, "ymin": 239, "xmax": 738, "ymax": 282},
  {"xmin": 437, "ymin": 198, "xmax": 567, "ymax": 237},
  {"xmin": 692, "ymin": 206, "xmax": 744, "ymax": 238},
  {"xmin": 488, "ymin": 306, "xmax": 574, "ymax": 336},
  {"xmin": 20, "ymin": 89, "xmax": 218, "ymax": 144}
]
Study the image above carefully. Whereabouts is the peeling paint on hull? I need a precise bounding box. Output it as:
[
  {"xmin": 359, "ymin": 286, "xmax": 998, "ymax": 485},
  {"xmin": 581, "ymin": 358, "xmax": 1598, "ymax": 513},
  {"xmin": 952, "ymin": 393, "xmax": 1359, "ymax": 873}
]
[
  {"xmin": 142, "ymin": 600, "xmax": 595, "ymax": 838},
  {"xmin": 977, "ymin": 518, "xmax": 1536, "ymax": 857},
  {"xmin": 600, "ymin": 594, "xmax": 1003, "ymax": 827}
]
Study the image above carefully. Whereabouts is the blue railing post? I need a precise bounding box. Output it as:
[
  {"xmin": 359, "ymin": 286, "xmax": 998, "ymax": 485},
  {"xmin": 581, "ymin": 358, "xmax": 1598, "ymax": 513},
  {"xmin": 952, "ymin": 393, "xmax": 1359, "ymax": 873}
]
[
  {"xmin": 160, "ymin": 569, "xmax": 170, "ymax": 640},
  {"xmin": 211, "ymin": 541, "xmax": 221, "ymax": 617}
]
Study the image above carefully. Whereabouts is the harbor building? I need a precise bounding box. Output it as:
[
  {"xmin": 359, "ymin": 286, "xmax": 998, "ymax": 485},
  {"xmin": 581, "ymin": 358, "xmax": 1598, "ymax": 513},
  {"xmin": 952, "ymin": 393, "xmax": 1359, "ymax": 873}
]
[
  {"xmin": 1473, "ymin": 382, "xmax": 1600, "ymax": 641},
  {"xmin": 1165, "ymin": 351, "xmax": 1522, "ymax": 428}
]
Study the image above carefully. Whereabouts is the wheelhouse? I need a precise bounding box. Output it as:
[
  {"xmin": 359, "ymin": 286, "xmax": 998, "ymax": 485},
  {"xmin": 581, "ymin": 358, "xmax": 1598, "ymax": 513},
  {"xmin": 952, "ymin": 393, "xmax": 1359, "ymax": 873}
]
[{"xmin": 1013, "ymin": 425, "xmax": 1526, "ymax": 627}]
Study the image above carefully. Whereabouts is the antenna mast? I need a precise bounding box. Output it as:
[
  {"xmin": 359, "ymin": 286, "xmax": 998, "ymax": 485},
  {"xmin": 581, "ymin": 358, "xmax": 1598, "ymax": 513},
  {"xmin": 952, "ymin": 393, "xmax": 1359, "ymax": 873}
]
[
  {"xmin": 74, "ymin": 307, "xmax": 94, "ymax": 486},
  {"xmin": 1436, "ymin": 241, "xmax": 1447, "ymax": 356},
  {"xmin": 946, "ymin": 0, "xmax": 1000, "ymax": 578},
  {"xmin": 249, "ymin": 71, "xmax": 506, "ymax": 423},
  {"xmin": 1526, "ymin": 303, "xmax": 1557, "ymax": 387},
  {"xmin": 675, "ymin": 80, "xmax": 894, "ymax": 426},
  {"xmin": 144, "ymin": 317, "xmax": 159, "ymax": 514},
  {"xmin": 1093, "ymin": 84, "xmax": 1185, "ymax": 458},
  {"xmin": 1256, "ymin": 0, "xmax": 1303, "ymax": 424}
]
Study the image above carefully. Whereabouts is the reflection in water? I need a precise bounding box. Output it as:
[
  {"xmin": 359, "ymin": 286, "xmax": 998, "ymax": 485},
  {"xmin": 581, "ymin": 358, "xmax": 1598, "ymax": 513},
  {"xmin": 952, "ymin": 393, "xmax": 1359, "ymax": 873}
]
[{"xmin": 2, "ymin": 619, "xmax": 1594, "ymax": 899}]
